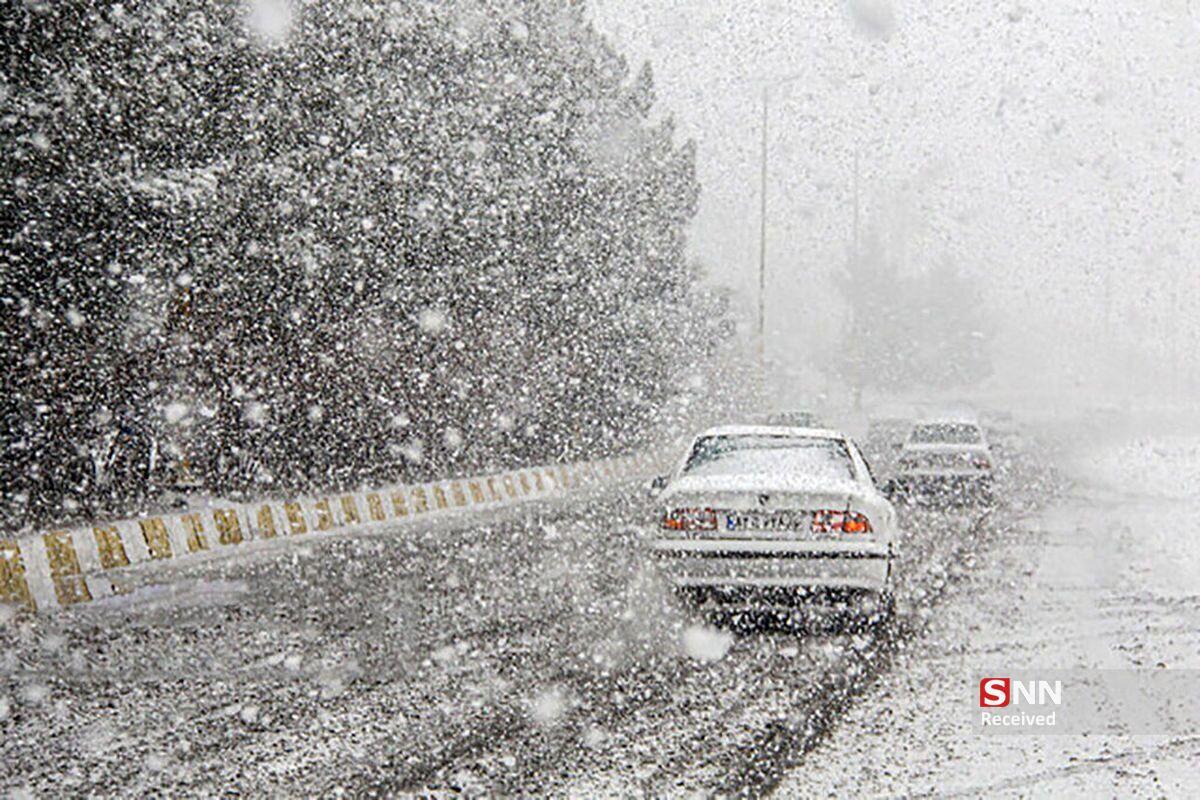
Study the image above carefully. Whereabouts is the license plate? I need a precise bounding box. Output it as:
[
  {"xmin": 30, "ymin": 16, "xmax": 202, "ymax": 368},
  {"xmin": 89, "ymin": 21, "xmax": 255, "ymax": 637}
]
[{"xmin": 724, "ymin": 510, "xmax": 809, "ymax": 532}]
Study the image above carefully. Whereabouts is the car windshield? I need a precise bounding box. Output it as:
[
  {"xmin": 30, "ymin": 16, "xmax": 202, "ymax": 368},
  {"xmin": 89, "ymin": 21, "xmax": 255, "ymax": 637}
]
[
  {"xmin": 682, "ymin": 435, "xmax": 854, "ymax": 481},
  {"xmin": 909, "ymin": 423, "xmax": 982, "ymax": 445}
]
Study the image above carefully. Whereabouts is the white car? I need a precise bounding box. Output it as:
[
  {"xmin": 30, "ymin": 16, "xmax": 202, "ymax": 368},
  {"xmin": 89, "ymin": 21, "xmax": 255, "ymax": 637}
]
[
  {"xmin": 646, "ymin": 425, "xmax": 899, "ymax": 619},
  {"xmin": 889, "ymin": 416, "xmax": 994, "ymax": 504}
]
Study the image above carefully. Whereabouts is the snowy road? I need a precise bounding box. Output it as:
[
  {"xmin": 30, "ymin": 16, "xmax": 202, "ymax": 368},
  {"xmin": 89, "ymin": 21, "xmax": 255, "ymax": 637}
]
[
  {"xmin": 1, "ymin": 439, "xmax": 1050, "ymax": 797},
  {"xmin": 776, "ymin": 425, "xmax": 1200, "ymax": 799}
]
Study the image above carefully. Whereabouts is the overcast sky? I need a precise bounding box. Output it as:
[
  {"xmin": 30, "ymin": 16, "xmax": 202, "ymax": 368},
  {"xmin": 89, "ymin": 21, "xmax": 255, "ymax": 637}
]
[{"xmin": 586, "ymin": 0, "xmax": 1200, "ymax": 397}]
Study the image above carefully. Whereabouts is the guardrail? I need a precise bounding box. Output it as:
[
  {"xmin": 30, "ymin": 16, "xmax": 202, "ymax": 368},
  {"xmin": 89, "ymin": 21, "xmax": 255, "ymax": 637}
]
[{"xmin": 0, "ymin": 452, "xmax": 660, "ymax": 613}]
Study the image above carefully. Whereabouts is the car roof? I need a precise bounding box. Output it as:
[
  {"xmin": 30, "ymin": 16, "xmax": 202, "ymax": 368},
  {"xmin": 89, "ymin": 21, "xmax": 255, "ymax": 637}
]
[
  {"xmin": 913, "ymin": 414, "xmax": 981, "ymax": 426},
  {"xmin": 694, "ymin": 424, "xmax": 845, "ymax": 440}
]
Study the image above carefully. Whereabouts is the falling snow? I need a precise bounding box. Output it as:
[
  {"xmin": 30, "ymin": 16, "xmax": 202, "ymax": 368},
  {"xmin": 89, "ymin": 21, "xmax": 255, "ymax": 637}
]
[{"xmin": 2, "ymin": 1, "xmax": 1199, "ymax": 797}]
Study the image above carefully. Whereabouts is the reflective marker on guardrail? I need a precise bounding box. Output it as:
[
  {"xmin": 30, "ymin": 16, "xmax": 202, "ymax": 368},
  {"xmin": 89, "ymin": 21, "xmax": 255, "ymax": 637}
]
[{"xmin": 1, "ymin": 452, "xmax": 657, "ymax": 613}]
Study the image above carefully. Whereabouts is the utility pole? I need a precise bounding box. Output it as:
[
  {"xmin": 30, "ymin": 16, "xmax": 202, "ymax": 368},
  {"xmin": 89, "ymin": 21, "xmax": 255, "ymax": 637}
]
[
  {"xmin": 852, "ymin": 146, "xmax": 861, "ymax": 259},
  {"xmin": 851, "ymin": 145, "xmax": 863, "ymax": 411},
  {"xmin": 752, "ymin": 68, "xmax": 826, "ymax": 368},
  {"xmin": 757, "ymin": 85, "xmax": 769, "ymax": 365}
]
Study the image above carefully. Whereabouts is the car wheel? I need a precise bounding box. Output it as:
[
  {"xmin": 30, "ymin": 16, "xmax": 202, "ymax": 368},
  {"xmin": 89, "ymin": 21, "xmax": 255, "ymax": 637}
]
[{"xmin": 872, "ymin": 552, "xmax": 897, "ymax": 626}]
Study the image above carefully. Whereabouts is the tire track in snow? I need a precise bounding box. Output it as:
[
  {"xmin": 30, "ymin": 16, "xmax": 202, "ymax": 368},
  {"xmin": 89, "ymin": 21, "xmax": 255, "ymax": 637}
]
[
  {"xmin": 456, "ymin": 451, "xmax": 1055, "ymax": 796},
  {"xmin": 383, "ymin": 508, "xmax": 988, "ymax": 797},
  {"xmin": 507, "ymin": 512, "xmax": 988, "ymax": 797}
]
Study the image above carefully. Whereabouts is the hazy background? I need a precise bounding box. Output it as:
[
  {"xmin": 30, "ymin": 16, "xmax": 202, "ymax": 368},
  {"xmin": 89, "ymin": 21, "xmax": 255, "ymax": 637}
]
[{"xmin": 587, "ymin": 0, "xmax": 1200, "ymax": 405}]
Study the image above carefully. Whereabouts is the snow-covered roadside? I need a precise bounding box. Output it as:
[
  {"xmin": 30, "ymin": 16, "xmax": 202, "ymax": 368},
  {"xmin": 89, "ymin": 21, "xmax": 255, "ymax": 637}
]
[
  {"xmin": 65, "ymin": 481, "xmax": 640, "ymax": 619},
  {"xmin": 776, "ymin": 431, "xmax": 1200, "ymax": 798}
]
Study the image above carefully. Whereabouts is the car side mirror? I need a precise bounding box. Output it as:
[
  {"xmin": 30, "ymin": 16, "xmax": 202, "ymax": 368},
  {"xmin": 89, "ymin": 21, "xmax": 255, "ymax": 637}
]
[{"xmin": 647, "ymin": 475, "xmax": 668, "ymax": 497}]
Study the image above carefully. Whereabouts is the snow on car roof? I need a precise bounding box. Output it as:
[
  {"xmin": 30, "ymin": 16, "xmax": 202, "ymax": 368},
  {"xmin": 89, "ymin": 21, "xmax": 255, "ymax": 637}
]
[{"xmin": 694, "ymin": 424, "xmax": 846, "ymax": 440}]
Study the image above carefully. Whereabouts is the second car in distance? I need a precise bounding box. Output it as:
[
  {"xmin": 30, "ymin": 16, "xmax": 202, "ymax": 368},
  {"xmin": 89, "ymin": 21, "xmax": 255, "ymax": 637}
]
[{"xmin": 889, "ymin": 414, "xmax": 995, "ymax": 505}]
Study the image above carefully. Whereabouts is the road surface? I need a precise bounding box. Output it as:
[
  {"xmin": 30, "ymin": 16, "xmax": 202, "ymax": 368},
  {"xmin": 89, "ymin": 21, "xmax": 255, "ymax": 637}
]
[
  {"xmin": 776, "ymin": 423, "xmax": 1200, "ymax": 798},
  {"xmin": 0, "ymin": 433, "xmax": 1064, "ymax": 797}
]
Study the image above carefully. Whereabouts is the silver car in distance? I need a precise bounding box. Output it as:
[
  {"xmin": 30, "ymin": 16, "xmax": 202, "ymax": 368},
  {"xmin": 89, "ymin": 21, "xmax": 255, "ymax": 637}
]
[
  {"xmin": 889, "ymin": 414, "xmax": 995, "ymax": 506},
  {"xmin": 646, "ymin": 425, "xmax": 899, "ymax": 620}
]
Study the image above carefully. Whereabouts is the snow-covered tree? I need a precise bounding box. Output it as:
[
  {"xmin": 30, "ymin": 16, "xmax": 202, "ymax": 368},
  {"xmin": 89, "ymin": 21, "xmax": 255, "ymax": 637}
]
[{"xmin": 0, "ymin": 0, "xmax": 728, "ymax": 523}]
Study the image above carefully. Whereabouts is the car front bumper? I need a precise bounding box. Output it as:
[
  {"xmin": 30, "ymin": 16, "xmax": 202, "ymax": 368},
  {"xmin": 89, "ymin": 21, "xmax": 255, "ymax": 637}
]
[{"xmin": 647, "ymin": 538, "xmax": 891, "ymax": 595}]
